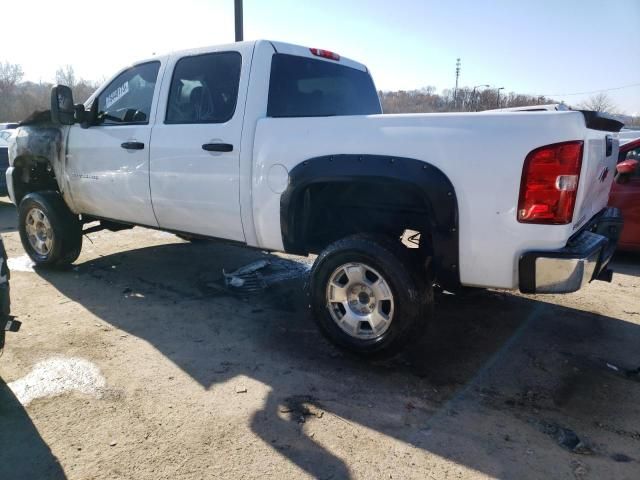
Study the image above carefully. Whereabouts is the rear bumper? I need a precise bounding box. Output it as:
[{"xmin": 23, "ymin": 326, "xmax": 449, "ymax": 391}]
[{"xmin": 519, "ymin": 208, "xmax": 622, "ymax": 294}]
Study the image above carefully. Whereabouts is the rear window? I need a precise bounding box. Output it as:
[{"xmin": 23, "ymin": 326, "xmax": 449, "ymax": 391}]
[{"xmin": 267, "ymin": 54, "xmax": 381, "ymax": 118}]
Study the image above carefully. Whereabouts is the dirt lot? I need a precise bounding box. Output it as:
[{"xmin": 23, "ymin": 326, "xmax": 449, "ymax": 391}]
[{"xmin": 0, "ymin": 198, "xmax": 639, "ymax": 480}]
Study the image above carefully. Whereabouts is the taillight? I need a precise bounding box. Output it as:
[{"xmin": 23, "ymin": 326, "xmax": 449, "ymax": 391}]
[
  {"xmin": 517, "ymin": 141, "xmax": 584, "ymax": 224},
  {"xmin": 309, "ymin": 48, "xmax": 340, "ymax": 61}
]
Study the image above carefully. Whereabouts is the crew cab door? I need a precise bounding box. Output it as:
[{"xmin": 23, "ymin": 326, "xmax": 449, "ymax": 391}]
[
  {"xmin": 66, "ymin": 61, "xmax": 162, "ymax": 226},
  {"xmin": 149, "ymin": 48, "xmax": 249, "ymax": 241}
]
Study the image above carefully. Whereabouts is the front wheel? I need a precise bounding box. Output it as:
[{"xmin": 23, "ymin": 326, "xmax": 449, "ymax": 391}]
[
  {"xmin": 18, "ymin": 192, "xmax": 82, "ymax": 268},
  {"xmin": 310, "ymin": 234, "xmax": 433, "ymax": 357}
]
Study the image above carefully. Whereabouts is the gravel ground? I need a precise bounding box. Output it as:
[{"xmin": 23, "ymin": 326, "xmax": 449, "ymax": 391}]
[{"xmin": 0, "ymin": 197, "xmax": 639, "ymax": 480}]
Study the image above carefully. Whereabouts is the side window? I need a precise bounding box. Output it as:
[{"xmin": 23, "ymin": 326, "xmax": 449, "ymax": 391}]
[
  {"xmin": 166, "ymin": 52, "xmax": 241, "ymax": 124},
  {"xmin": 96, "ymin": 62, "xmax": 160, "ymax": 125}
]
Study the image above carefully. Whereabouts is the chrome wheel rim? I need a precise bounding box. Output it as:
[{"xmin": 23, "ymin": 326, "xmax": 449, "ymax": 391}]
[
  {"xmin": 326, "ymin": 262, "xmax": 395, "ymax": 340},
  {"xmin": 25, "ymin": 208, "xmax": 54, "ymax": 256}
]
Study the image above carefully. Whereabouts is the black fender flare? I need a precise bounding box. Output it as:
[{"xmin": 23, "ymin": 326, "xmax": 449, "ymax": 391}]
[{"xmin": 280, "ymin": 154, "xmax": 460, "ymax": 289}]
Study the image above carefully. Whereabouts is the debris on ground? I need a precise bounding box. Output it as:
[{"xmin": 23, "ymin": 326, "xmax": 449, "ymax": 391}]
[
  {"xmin": 280, "ymin": 395, "xmax": 324, "ymax": 421},
  {"xmin": 601, "ymin": 358, "xmax": 640, "ymax": 381},
  {"xmin": 606, "ymin": 362, "xmax": 619, "ymax": 372},
  {"xmin": 235, "ymin": 385, "xmax": 248, "ymax": 394},
  {"xmin": 533, "ymin": 420, "xmax": 593, "ymax": 455},
  {"xmin": 223, "ymin": 260, "xmax": 269, "ymax": 291},
  {"xmin": 222, "ymin": 257, "xmax": 312, "ymax": 293}
]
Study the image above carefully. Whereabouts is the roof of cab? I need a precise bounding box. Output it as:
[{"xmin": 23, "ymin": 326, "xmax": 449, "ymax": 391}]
[
  {"xmin": 267, "ymin": 40, "xmax": 368, "ymax": 72},
  {"xmin": 139, "ymin": 40, "xmax": 369, "ymax": 72}
]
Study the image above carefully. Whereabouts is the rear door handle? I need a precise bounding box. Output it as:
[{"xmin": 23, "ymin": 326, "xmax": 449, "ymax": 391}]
[
  {"xmin": 202, "ymin": 143, "xmax": 233, "ymax": 152},
  {"xmin": 121, "ymin": 141, "xmax": 145, "ymax": 150}
]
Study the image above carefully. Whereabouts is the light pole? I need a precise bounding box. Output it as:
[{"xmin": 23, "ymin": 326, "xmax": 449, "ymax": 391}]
[
  {"xmin": 496, "ymin": 87, "xmax": 505, "ymax": 108},
  {"xmin": 453, "ymin": 58, "xmax": 461, "ymax": 110},
  {"xmin": 472, "ymin": 84, "xmax": 490, "ymax": 111},
  {"xmin": 235, "ymin": 0, "xmax": 243, "ymax": 42}
]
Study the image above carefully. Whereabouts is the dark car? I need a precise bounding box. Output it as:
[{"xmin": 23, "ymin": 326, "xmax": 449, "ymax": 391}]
[
  {"xmin": 0, "ymin": 236, "xmax": 19, "ymax": 352},
  {"xmin": 609, "ymin": 138, "xmax": 640, "ymax": 251}
]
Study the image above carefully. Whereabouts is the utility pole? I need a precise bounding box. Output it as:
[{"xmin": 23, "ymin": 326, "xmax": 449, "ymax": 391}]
[
  {"xmin": 472, "ymin": 84, "xmax": 490, "ymax": 111},
  {"xmin": 496, "ymin": 87, "xmax": 505, "ymax": 108},
  {"xmin": 235, "ymin": 0, "xmax": 243, "ymax": 42},
  {"xmin": 453, "ymin": 58, "xmax": 461, "ymax": 109}
]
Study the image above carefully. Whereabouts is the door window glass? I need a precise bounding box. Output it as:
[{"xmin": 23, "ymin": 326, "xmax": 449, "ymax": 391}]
[
  {"xmin": 96, "ymin": 62, "xmax": 160, "ymax": 125},
  {"xmin": 166, "ymin": 52, "xmax": 242, "ymax": 124}
]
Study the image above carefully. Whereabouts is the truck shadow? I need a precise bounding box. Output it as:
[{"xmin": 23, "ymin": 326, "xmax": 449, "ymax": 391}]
[
  {"xmin": 0, "ymin": 377, "xmax": 67, "ymax": 479},
  {"xmin": 35, "ymin": 239, "xmax": 640, "ymax": 479}
]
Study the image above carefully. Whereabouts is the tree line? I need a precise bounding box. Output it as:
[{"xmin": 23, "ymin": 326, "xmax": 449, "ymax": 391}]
[
  {"xmin": 379, "ymin": 88, "xmax": 638, "ymax": 127},
  {"xmin": 0, "ymin": 62, "xmax": 99, "ymax": 122},
  {"xmin": 380, "ymin": 85, "xmax": 560, "ymax": 113},
  {"xmin": 0, "ymin": 61, "xmax": 637, "ymax": 127}
]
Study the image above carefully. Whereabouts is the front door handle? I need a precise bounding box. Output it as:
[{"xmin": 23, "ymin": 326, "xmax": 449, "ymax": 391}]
[
  {"xmin": 121, "ymin": 141, "xmax": 145, "ymax": 150},
  {"xmin": 202, "ymin": 143, "xmax": 233, "ymax": 152}
]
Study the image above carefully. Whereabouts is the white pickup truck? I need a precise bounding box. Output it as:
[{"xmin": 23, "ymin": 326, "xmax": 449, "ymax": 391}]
[{"xmin": 6, "ymin": 40, "xmax": 626, "ymax": 355}]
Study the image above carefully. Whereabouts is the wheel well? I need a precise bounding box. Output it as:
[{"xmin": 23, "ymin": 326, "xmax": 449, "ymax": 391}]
[
  {"xmin": 281, "ymin": 154, "xmax": 461, "ymax": 290},
  {"xmin": 11, "ymin": 155, "xmax": 59, "ymax": 204},
  {"xmin": 292, "ymin": 180, "xmax": 433, "ymax": 255}
]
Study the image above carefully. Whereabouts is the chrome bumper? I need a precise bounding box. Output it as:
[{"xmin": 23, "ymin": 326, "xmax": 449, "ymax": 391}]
[{"xmin": 519, "ymin": 208, "xmax": 622, "ymax": 294}]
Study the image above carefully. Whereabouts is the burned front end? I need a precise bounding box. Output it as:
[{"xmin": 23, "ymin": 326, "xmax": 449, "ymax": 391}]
[{"xmin": 6, "ymin": 112, "xmax": 65, "ymax": 205}]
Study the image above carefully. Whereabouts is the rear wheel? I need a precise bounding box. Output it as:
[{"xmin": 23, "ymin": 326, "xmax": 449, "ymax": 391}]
[
  {"xmin": 18, "ymin": 192, "xmax": 82, "ymax": 268},
  {"xmin": 310, "ymin": 234, "xmax": 433, "ymax": 357}
]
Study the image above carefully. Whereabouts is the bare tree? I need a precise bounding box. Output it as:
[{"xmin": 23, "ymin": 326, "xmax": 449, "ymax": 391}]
[
  {"xmin": 55, "ymin": 65, "xmax": 76, "ymax": 88},
  {"xmin": 579, "ymin": 92, "xmax": 617, "ymax": 113},
  {"xmin": 0, "ymin": 62, "xmax": 24, "ymax": 94},
  {"xmin": 380, "ymin": 87, "xmax": 556, "ymax": 114}
]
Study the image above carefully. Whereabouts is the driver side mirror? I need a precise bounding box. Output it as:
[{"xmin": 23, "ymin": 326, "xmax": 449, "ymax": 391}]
[
  {"xmin": 615, "ymin": 159, "xmax": 639, "ymax": 184},
  {"xmin": 50, "ymin": 85, "xmax": 75, "ymax": 125},
  {"xmin": 79, "ymin": 101, "xmax": 98, "ymax": 129}
]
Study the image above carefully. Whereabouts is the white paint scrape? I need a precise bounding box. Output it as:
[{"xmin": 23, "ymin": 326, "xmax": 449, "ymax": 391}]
[
  {"xmin": 8, "ymin": 357, "xmax": 106, "ymax": 406},
  {"xmin": 7, "ymin": 255, "xmax": 35, "ymax": 272}
]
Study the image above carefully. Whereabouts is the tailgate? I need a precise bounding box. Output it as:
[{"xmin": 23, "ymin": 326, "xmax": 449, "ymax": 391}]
[{"xmin": 572, "ymin": 117, "xmax": 621, "ymax": 231}]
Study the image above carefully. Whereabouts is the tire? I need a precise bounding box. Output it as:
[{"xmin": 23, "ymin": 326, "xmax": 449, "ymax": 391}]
[
  {"xmin": 18, "ymin": 191, "xmax": 82, "ymax": 268},
  {"xmin": 310, "ymin": 234, "xmax": 433, "ymax": 357}
]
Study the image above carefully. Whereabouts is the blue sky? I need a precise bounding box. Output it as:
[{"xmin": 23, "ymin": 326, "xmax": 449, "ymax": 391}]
[{"xmin": 5, "ymin": 0, "xmax": 640, "ymax": 113}]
